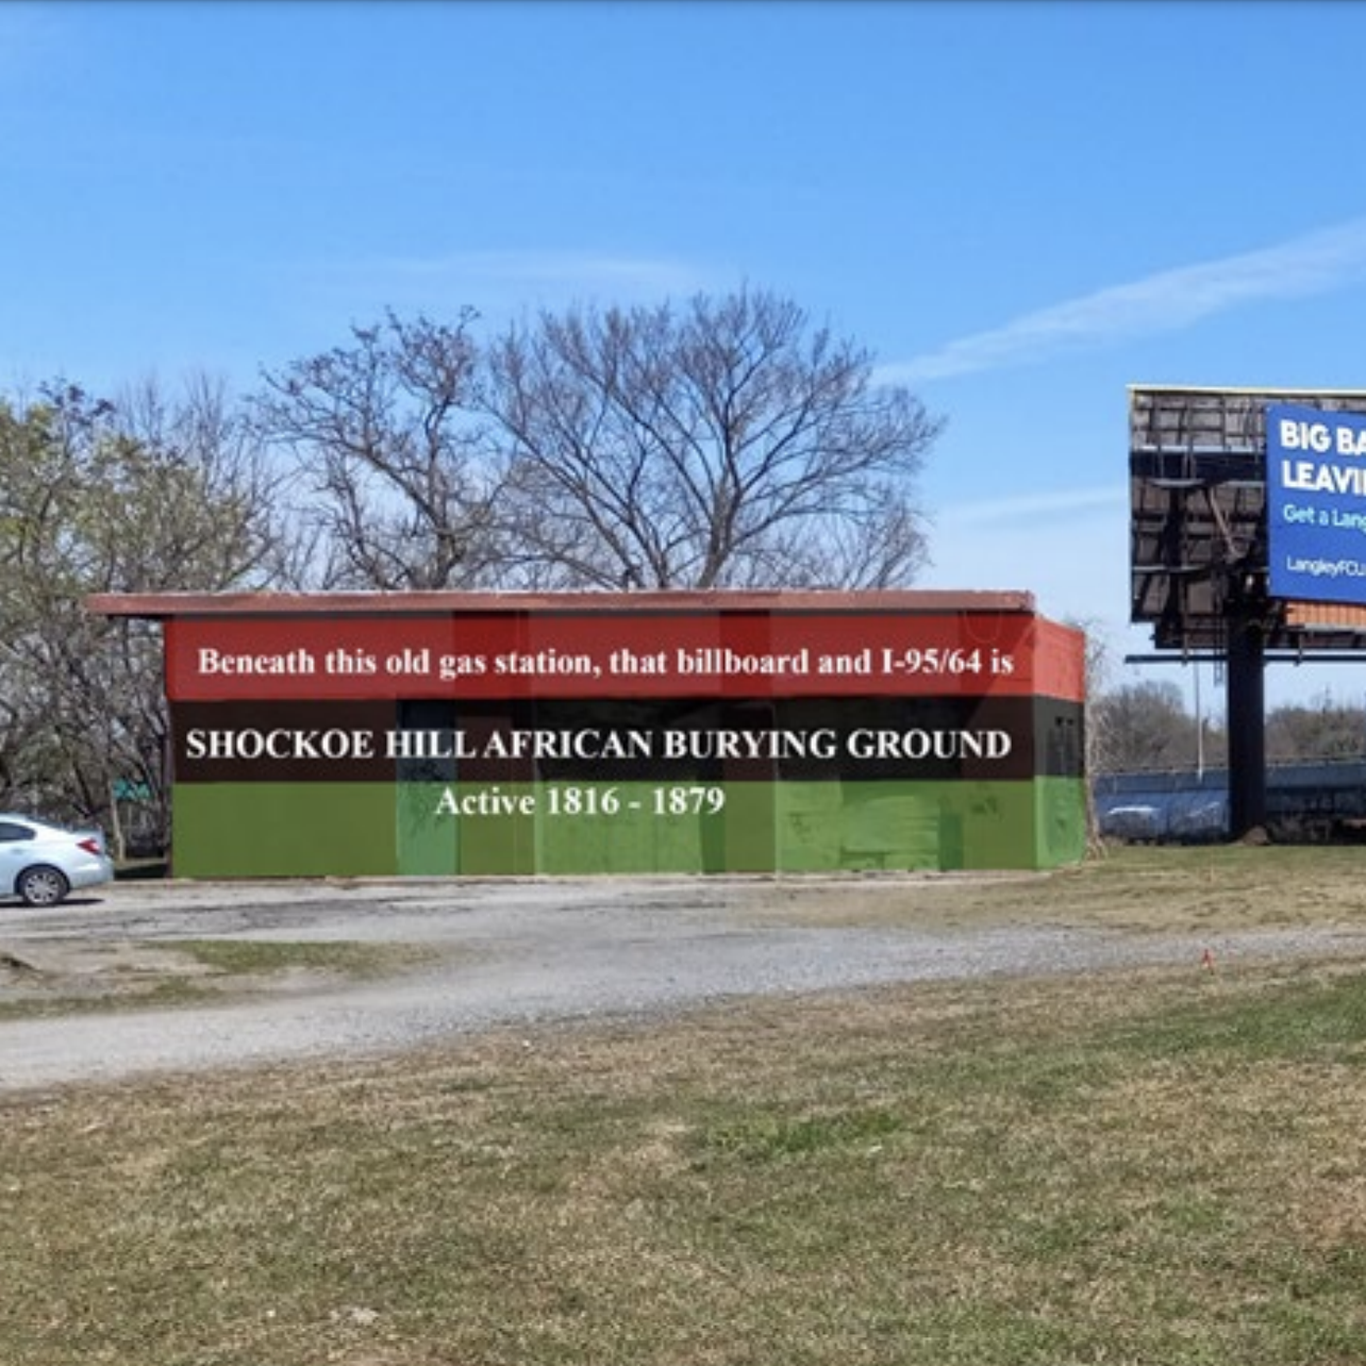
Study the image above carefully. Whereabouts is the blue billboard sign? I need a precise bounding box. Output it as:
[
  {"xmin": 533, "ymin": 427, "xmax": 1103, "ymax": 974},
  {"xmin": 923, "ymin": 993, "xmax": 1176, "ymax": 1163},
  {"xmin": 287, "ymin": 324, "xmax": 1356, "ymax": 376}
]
[{"xmin": 1267, "ymin": 402, "xmax": 1366, "ymax": 605}]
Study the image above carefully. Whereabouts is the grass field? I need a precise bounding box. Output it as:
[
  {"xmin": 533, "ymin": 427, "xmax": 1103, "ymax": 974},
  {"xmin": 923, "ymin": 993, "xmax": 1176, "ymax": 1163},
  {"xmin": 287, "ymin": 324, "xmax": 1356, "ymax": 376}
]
[
  {"xmin": 746, "ymin": 841, "xmax": 1366, "ymax": 934},
  {"xmin": 4, "ymin": 845, "xmax": 1366, "ymax": 1365}
]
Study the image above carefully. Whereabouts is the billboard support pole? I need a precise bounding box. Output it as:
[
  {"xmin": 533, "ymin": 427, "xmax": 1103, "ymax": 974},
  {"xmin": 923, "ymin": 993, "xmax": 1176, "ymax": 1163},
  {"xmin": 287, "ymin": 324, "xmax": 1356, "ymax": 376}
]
[{"xmin": 1226, "ymin": 604, "xmax": 1266, "ymax": 838}]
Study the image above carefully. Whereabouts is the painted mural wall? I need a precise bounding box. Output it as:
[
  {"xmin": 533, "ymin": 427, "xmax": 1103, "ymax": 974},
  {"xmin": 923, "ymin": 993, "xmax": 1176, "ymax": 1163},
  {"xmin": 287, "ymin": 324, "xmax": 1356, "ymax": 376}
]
[{"xmin": 153, "ymin": 595, "xmax": 1086, "ymax": 877}]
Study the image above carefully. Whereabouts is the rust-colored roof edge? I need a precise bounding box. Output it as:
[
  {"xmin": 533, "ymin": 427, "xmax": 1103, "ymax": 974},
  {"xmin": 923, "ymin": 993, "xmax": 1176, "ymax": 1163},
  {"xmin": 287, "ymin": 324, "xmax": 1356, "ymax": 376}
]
[{"xmin": 86, "ymin": 587, "xmax": 1040, "ymax": 619}]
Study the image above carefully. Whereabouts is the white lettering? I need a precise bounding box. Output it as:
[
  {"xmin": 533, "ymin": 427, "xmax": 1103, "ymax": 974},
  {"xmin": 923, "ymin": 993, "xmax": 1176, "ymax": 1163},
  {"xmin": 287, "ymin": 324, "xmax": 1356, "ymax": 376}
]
[
  {"xmin": 1280, "ymin": 418, "xmax": 1332, "ymax": 454},
  {"xmin": 183, "ymin": 728, "xmax": 375, "ymax": 760},
  {"xmin": 1279, "ymin": 459, "xmax": 1366, "ymax": 496},
  {"xmin": 434, "ymin": 786, "xmax": 537, "ymax": 817},
  {"xmin": 196, "ymin": 648, "xmax": 316, "ymax": 675}
]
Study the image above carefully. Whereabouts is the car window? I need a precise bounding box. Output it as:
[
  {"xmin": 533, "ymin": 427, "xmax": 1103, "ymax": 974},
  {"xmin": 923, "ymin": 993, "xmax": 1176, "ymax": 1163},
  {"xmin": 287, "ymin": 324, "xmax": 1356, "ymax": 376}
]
[{"xmin": 0, "ymin": 822, "xmax": 35, "ymax": 842}]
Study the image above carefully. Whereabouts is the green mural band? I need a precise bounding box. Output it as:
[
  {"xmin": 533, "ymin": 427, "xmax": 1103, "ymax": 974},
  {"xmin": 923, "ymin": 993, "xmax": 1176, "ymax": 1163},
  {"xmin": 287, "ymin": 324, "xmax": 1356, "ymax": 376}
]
[{"xmin": 173, "ymin": 778, "xmax": 1088, "ymax": 877}]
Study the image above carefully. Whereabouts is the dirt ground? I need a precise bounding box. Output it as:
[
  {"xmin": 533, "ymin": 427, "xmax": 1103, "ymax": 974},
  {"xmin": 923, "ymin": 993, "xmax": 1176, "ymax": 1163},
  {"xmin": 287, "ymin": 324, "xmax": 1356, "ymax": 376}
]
[{"xmin": 1, "ymin": 869, "xmax": 1361, "ymax": 1093}]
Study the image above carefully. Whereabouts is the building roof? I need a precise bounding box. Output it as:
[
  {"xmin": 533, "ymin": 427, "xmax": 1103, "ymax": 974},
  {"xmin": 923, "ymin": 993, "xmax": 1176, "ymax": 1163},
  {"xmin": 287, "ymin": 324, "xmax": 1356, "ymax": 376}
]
[{"xmin": 86, "ymin": 588, "xmax": 1041, "ymax": 620}]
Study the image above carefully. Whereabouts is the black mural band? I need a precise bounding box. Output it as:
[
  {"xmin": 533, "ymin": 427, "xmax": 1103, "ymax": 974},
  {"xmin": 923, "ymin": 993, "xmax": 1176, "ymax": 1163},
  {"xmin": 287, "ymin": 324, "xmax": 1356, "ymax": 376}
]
[{"xmin": 172, "ymin": 697, "xmax": 1083, "ymax": 784}]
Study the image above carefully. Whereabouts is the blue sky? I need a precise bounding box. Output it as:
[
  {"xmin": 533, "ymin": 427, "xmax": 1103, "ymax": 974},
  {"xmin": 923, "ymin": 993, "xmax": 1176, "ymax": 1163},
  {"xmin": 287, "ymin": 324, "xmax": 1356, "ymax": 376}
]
[{"xmin": 6, "ymin": 0, "xmax": 1366, "ymax": 712}]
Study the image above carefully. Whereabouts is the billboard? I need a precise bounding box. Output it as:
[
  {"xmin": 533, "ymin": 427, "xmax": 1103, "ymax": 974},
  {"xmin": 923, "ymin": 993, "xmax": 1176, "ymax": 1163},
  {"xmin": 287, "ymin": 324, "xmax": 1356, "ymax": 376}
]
[{"xmin": 1267, "ymin": 402, "xmax": 1366, "ymax": 605}]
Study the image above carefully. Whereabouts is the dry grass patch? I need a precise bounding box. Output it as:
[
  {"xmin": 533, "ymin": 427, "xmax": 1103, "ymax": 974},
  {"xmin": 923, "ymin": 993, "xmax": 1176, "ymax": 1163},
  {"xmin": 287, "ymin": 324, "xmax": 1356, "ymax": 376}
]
[
  {"xmin": 5, "ymin": 949, "xmax": 1366, "ymax": 1363},
  {"xmin": 743, "ymin": 842, "xmax": 1366, "ymax": 933},
  {"xmin": 0, "ymin": 938, "xmax": 439, "ymax": 1019}
]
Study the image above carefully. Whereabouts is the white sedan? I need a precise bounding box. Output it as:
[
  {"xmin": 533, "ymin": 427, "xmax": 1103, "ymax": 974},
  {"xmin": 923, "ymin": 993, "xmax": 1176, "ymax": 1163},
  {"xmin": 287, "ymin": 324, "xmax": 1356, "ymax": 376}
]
[{"xmin": 0, "ymin": 814, "xmax": 116, "ymax": 907}]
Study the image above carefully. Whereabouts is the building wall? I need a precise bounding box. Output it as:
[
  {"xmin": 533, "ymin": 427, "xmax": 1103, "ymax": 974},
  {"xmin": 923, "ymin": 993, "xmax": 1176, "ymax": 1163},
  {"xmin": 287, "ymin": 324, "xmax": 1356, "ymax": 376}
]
[{"xmin": 156, "ymin": 596, "xmax": 1087, "ymax": 876}]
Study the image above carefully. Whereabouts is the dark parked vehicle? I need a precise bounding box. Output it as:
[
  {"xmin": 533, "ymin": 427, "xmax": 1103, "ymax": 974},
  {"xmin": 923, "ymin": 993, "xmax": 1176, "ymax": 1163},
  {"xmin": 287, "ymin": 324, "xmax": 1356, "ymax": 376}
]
[{"xmin": 1098, "ymin": 803, "xmax": 1164, "ymax": 843}]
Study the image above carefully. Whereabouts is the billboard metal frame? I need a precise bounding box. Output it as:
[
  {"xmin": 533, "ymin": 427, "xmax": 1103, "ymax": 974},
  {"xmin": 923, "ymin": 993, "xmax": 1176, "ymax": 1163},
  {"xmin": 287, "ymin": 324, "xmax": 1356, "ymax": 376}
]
[{"xmin": 1129, "ymin": 386, "xmax": 1366, "ymax": 836}]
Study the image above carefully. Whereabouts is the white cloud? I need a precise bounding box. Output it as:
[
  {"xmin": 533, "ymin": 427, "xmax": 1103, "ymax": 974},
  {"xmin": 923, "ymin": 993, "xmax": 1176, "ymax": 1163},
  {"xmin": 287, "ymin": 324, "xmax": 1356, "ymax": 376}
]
[
  {"xmin": 934, "ymin": 484, "xmax": 1124, "ymax": 528},
  {"xmin": 920, "ymin": 485, "xmax": 1130, "ymax": 631},
  {"xmin": 882, "ymin": 217, "xmax": 1366, "ymax": 384}
]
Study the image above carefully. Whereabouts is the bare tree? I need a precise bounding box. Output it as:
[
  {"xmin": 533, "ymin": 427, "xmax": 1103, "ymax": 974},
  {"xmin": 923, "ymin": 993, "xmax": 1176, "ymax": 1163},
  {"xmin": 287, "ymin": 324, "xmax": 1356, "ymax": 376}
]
[
  {"xmin": 1265, "ymin": 692, "xmax": 1366, "ymax": 764},
  {"xmin": 483, "ymin": 286, "xmax": 943, "ymax": 588},
  {"xmin": 253, "ymin": 311, "xmax": 505, "ymax": 589},
  {"xmin": 1091, "ymin": 679, "xmax": 1205, "ymax": 775},
  {"xmin": 102, "ymin": 373, "xmax": 295, "ymax": 590}
]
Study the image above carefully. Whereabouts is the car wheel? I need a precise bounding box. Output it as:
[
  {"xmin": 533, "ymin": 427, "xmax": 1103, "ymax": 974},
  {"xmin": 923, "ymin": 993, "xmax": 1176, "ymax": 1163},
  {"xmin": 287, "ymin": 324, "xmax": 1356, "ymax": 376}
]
[{"xmin": 17, "ymin": 865, "xmax": 70, "ymax": 908}]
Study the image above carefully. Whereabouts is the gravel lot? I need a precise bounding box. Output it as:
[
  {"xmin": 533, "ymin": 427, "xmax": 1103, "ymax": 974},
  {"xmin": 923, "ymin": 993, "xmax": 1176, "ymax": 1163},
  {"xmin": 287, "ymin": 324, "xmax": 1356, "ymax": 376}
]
[{"xmin": 1, "ymin": 875, "xmax": 1361, "ymax": 1093}]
